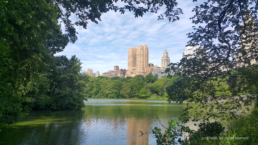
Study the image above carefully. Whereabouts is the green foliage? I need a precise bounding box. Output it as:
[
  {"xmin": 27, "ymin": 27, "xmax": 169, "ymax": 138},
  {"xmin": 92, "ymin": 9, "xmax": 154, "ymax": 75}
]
[
  {"xmin": 25, "ymin": 55, "xmax": 88, "ymax": 110},
  {"xmin": 49, "ymin": 56, "xmax": 88, "ymax": 110},
  {"xmin": 210, "ymin": 108, "xmax": 258, "ymax": 145},
  {"xmin": 154, "ymin": 111, "xmax": 258, "ymax": 145},
  {"xmin": 224, "ymin": 100, "xmax": 232, "ymax": 105},
  {"xmin": 0, "ymin": 0, "xmax": 182, "ymax": 127},
  {"xmin": 162, "ymin": 0, "xmax": 258, "ymax": 136},
  {"xmin": 0, "ymin": 0, "xmax": 68, "ymax": 126},
  {"xmin": 145, "ymin": 73, "xmax": 158, "ymax": 83},
  {"xmin": 92, "ymin": 79, "xmax": 101, "ymax": 97},
  {"xmin": 214, "ymin": 79, "xmax": 232, "ymax": 98},
  {"xmin": 251, "ymin": 108, "xmax": 258, "ymax": 116},
  {"xmin": 129, "ymin": 79, "xmax": 144, "ymax": 97},
  {"xmin": 189, "ymin": 121, "xmax": 225, "ymax": 143},
  {"xmin": 152, "ymin": 119, "xmax": 183, "ymax": 145},
  {"xmin": 156, "ymin": 0, "xmax": 258, "ymax": 144},
  {"xmin": 112, "ymin": 80, "xmax": 123, "ymax": 98},
  {"xmin": 121, "ymin": 83, "xmax": 131, "ymax": 98},
  {"xmin": 84, "ymin": 75, "xmax": 174, "ymax": 99},
  {"xmin": 166, "ymin": 76, "xmax": 190, "ymax": 103},
  {"xmin": 228, "ymin": 108, "xmax": 258, "ymax": 144},
  {"xmin": 151, "ymin": 77, "xmax": 170, "ymax": 96},
  {"xmin": 138, "ymin": 88, "xmax": 152, "ymax": 98},
  {"xmin": 152, "ymin": 81, "xmax": 165, "ymax": 96}
]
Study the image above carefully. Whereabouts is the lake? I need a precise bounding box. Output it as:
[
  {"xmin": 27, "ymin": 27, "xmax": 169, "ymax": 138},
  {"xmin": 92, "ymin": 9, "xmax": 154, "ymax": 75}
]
[{"xmin": 0, "ymin": 99, "xmax": 185, "ymax": 145}]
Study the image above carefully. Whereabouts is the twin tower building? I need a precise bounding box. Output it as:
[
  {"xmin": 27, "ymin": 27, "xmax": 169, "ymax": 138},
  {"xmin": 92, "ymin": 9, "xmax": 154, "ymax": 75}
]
[{"xmin": 126, "ymin": 45, "xmax": 170, "ymax": 77}]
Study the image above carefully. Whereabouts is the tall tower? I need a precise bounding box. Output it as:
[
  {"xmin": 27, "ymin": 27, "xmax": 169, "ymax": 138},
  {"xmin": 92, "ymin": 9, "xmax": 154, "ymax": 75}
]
[
  {"xmin": 126, "ymin": 45, "xmax": 150, "ymax": 77},
  {"xmin": 136, "ymin": 45, "xmax": 149, "ymax": 75},
  {"xmin": 161, "ymin": 49, "xmax": 170, "ymax": 70},
  {"xmin": 128, "ymin": 48, "xmax": 137, "ymax": 72},
  {"xmin": 86, "ymin": 69, "xmax": 93, "ymax": 77},
  {"xmin": 143, "ymin": 45, "xmax": 149, "ymax": 68},
  {"xmin": 95, "ymin": 71, "xmax": 100, "ymax": 77}
]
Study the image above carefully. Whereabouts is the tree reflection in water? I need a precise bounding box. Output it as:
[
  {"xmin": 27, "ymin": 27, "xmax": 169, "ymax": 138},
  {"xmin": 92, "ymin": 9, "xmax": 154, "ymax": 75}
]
[{"xmin": 0, "ymin": 99, "xmax": 184, "ymax": 145}]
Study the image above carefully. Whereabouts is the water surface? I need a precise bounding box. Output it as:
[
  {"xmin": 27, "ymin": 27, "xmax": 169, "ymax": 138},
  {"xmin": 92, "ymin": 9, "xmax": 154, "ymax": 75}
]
[{"xmin": 0, "ymin": 99, "xmax": 184, "ymax": 145}]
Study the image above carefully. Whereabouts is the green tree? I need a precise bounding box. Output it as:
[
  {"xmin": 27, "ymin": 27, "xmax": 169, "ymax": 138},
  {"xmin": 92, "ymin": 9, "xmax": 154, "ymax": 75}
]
[
  {"xmin": 152, "ymin": 81, "xmax": 164, "ymax": 95},
  {"xmin": 138, "ymin": 88, "xmax": 152, "ymax": 98},
  {"xmin": 112, "ymin": 80, "xmax": 123, "ymax": 98},
  {"xmin": 1, "ymin": 0, "xmax": 183, "ymax": 127},
  {"xmin": 48, "ymin": 55, "xmax": 87, "ymax": 110},
  {"xmin": 125, "ymin": 76, "xmax": 133, "ymax": 83},
  {"xmin": 0, "ymin": 0, "xmax": 68, "ymax": 126},
  {"xmin": 111, "ymin": 76, "xmax": 120, "ymax": 81},
  {"xmin": 145, "ymin": 73, "xmax": 155, "ymax": 83},
  {"xmin": 85, "ymin": 77, "xmax": 94, "ymax": 98},
  {"xmin": 151, "ymin": 77, "xmax": 170, "ymax": 96},
  {"xmin": 133, "ymin": 75, "xmax": 145, "ymax": 82},
  {"xmin": 154, "ymin": 0, "xmax": 258, "ymax": 144},
  {"xmin": 121, "ymin": 83, "xmax": 131, "ymax": 98},
  {"xmin": 145, "ymin": 73, "xmax": 158, "ymax": 83},
  {"xmin": 99, "ymin": 78, "xmax": 113, "ymax": 98},
  {"xmin": 214, "ymin": 78, "xmax": 232, "ymax": 98},
  {"xmin": 92, "ymin": 78, "xmax": 101, "ymax": 97},
  {"xmin": 166, "ymin": 0, "xmax": 258, "ymax": 100},
  {"xmin": 130, "ymin": 79, "xmax": 144, "ymax": 97},
  {"xmin": 152, "ymin": 119, "xmax": 183, "ymax": 145},
  {"xmin": 164, "ymin": 0, "xmax": 258, "ymax": 122},
  {"xmin": 153, "ymin": 74, "xmax": 158, "ymax": 82}
]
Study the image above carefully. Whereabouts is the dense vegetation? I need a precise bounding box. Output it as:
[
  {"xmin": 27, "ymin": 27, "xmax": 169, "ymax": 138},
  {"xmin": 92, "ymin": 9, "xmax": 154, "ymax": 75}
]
[
  {"xmin": 151, "ymin": 0, "xmax": 258, "ymax": 143},
  {"xmin": 0, "ymin": 0, "xmax": 93, "ymax": 126},
  {"xmin": 84, "ymin": 73, "xmax": 170, "ymax": 99},
  {"xmin": 0, "ymin": 0, "xmax": 182, "ymax": 127},
  {"xmin": 1, "ymin": 0, "xmax": 258, "ymax": 144},
  {"xmin": 152, "ymin": 65, "xmax": 258, "ymax": 144},
  {"xmin": 85, "ymin": 71, "xmax": 237, "ymax": 100}
]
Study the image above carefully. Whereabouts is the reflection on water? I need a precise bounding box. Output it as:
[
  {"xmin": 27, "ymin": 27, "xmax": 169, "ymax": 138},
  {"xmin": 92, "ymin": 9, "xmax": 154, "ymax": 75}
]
[
  {"xmin": 127, "ymin": 118, "xmax": 150, "ymax": 145},
  {"xmin": 0, "ymin": 99, "xmax": 184, "ymax": 145}
]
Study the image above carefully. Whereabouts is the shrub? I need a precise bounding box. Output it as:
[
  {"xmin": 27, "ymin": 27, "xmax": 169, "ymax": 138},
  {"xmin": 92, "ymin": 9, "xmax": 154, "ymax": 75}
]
[
  {"xmin": 224, "ymin": 100, "xmax": 232, "ymax": 104},
  {"xmin": 188, "ymin": 121, "xmax": 225, "ymax": 145}
]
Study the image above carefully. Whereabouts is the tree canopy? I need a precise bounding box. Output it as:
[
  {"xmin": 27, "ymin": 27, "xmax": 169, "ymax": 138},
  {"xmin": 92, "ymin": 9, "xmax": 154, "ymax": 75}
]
[
  {"xmin": 162, "ymin": 1, "xmax": 258, "ymax": 142},
  {"xmin": 166, "ymin": 0, "xmax": 258, "ymax": 107},
  {"xmin": 0, "ymin": 0, "xmax": 184, "ymax": 126}
]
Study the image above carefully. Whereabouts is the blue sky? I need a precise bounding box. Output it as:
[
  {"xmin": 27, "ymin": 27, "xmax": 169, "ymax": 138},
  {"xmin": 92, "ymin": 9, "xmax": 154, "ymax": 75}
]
[{"xmin": 56, "ymin": 0, "xmax": 203, "ymax": 75}]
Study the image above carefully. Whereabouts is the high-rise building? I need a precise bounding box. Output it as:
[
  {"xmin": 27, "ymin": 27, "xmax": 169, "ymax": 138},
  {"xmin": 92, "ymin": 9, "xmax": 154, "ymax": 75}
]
[
  {"xmin": 161, "ymin": 49, "xmax": 170, "ymax": 70},
  {"xmin": 181, "ymin": 46, "xmax": 200, "ymax": 73},
  {"xmin": 86, "ymin": 69, "xmax": 93, "ymax": 77},
  {"xmin": 127, "ymin": 45, "xmax": 149, "ymax": 76},
  {"xmin": 84, "ymin": 69, "xmax": 100, "ymax": 77},
  {"xmin": 95, "ymin": 71, "xmax": 100, "ymax": 77},
  {"xmin": 182, "ymin": 46, "xmax": 198, "ymax": 59},
  {"xmin": 126, "ymin": 45, "xmax": 160, "ymax": 77}
]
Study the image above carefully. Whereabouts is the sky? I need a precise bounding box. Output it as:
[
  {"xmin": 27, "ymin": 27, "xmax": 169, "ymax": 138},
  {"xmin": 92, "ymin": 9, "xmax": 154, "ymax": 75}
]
[{"xmin": 56, "ymin": 0, "xmax": 203, "ymax": 75}]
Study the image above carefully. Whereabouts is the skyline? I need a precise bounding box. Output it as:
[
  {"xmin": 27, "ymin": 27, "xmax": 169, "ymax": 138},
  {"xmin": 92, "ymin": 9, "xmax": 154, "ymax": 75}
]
[{"xmin": 55, "ymin": 0, "xmax": 203, "ymax": 75}]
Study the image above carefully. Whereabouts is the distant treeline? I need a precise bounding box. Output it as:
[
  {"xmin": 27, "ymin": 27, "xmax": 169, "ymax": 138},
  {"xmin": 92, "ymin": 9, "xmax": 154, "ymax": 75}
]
[
  {"xmin": 85, "ymin": 73, "xmax": 173, "ymax": 99},
  {"xmin": 85, "ymin": 72, "xmax": 238, "ymax": 100}
]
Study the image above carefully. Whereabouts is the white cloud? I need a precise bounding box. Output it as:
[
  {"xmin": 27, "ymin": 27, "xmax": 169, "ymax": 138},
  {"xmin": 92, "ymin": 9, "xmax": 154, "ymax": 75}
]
[{"xmin": 56, "ymin": 0, "xmax": 205, "ymax": 75}]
